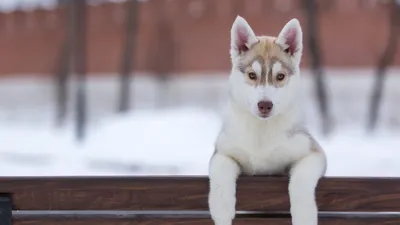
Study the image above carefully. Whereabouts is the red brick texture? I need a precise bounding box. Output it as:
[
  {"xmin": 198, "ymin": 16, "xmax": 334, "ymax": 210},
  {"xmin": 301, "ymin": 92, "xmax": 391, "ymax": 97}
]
[{"xmin": 0, "ymin": 0, "xmax": 398, "ymax": 77}]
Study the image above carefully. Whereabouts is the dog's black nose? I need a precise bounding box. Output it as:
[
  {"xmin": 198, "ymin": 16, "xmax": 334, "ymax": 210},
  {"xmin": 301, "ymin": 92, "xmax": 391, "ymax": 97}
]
[{"xmin": 257, "ymin": 101, "xmax": 273, "ymax": 115}]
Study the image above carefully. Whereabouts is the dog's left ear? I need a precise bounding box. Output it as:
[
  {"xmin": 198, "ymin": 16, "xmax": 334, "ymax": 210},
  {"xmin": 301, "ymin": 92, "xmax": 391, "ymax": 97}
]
[{"xmin": 276, "ymin": 18, "xmax": 303, "ymax": 63}]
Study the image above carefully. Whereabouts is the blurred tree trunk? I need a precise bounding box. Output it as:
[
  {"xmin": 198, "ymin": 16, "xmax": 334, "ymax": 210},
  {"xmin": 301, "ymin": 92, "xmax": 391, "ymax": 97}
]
[
  {"xmin": 69, "ymin": 0, "xmax": 87, "ymax": 142},
  {"xmin": 302, "ymin": 0, "xmax": 332, "ymax": 136},
  {"xmin": 57, "ymin": 0, "xmax": 68, "ymax": 6},
  {"xmin": 151, "ymin": 1, "xmax": 176, "ymax": 108},
  {"xmin": 54, "ymin": 40, "xmax": 70, "ymax": 127},
  {"xmin": 117, "ymin": 0, "xmax": 140, "ymax": 113},
  {"xmin": 367, "ymin": 0, "xmax": 400, "ymax": 132}
]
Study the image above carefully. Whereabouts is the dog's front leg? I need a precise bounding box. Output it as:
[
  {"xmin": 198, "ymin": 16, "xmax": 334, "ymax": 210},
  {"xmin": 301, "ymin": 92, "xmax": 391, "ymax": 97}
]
[
  {"xmin": 289, "ymin": 152, "xmax": 326, "ymax": 225},
  {"xmin": 208, "ymin": 153, "xmax": 241, "ymax": 225}
]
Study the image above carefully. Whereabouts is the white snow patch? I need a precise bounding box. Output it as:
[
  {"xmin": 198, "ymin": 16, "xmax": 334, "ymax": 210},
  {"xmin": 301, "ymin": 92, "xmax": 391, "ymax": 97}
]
[
  {"xmin": 82, "ymin": 107, "xmax": 221, "ymax": 175},
  {"xmin": 0, "ymin": 107, "xmax": 399, "ymax": 177}
]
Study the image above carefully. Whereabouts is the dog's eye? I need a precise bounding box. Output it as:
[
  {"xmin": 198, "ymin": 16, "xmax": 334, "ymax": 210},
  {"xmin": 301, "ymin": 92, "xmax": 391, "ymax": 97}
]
[
  {"xmin": 248, "ymin": 72, "xmax": 257, "ymax": 80},
  {"xmin": 284, "ymin": 48, "xmax": 290, "ymax": 54},
  {"xmin": 276, "ymin": 73, "xmax": 285, "ymax": 81}
]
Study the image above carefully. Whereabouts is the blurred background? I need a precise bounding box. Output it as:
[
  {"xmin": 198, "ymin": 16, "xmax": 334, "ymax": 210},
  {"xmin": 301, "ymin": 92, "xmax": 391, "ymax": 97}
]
[{"xmin": 0, "ymin": 0, "xmax": 399, "ymax": 177}]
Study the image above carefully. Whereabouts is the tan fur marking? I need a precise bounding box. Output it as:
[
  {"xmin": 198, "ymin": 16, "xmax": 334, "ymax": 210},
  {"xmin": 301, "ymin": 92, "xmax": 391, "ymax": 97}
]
[
  {"xmin": 287, "ymin": 125, "xmax": 322, "ymax": 153},
  {"xmin": 256, "ymin": 56, "xmax": 267, "ymax": 85},
  {"xmin": 287, "ymin": 125, "xmax": 327, "ymax": 175},
  {"xmin": 237, "ymin": 36, "xmax": 296, "ymax": 88}
]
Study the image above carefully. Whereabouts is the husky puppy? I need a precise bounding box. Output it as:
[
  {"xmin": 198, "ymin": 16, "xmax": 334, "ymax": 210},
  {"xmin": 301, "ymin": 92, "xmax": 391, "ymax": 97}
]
[{"xmin": 208, "ymin": 16, "xmax": 327, "ymax": 225}]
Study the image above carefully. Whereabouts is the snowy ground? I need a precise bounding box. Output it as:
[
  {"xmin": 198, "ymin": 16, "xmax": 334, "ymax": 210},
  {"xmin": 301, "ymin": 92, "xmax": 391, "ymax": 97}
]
[
  {"xmin": 1, "ymin": 69, "xmax": 400, "ymax": 177},
  {"xmin": 1, "ymin": 107, "xmax": 400, "ymax": 177},
  {"xmin": 0, "ymin": 0, "xmax": 131, "ymax": 12},
  {"xmin": 0, "ymin": 0, "xmax": 56, "ymax": 12}
]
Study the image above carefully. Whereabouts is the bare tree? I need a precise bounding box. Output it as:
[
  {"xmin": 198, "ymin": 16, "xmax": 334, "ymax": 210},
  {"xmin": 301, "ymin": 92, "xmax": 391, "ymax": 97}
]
[
  {"xmin": 150, "ymin": 2, "xmax": 176, "ymax": 108},
  {"xmin": 302, "ymin": 0, "xmax": 332, "ymax": 136},
  {"xmin": 54, "ymin": 40, "xmax": 70, "ymax": 127},
  {"xmin": 69, "ymin": 0, "xmax": 88, "ymax": 142},
  {"xmin": 57, "ymin": 0, "xmax": 69, "ymax": 6},
  {"xmin": 367, "ymin": 0, "xmax": 400, "ymax": 132},
  {"xmin": 118, "ymin": 0, "xmax": 140, "ymax": 113}
]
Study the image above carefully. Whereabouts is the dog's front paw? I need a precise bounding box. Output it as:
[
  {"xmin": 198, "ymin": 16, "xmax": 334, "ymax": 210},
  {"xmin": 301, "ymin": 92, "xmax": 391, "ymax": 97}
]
[
  {"xmin": 289, "ymin": 152, "xmax": 325, "ymax": 225},
  {"xmin": 209, "ymin": 186, "xmax": 235, "ymax": 225},
  {"xmin": 290, "ymin": 203, "xmax": 318, "ymax": 225},
  {"xmin": 208, "ymin": 153, "xmax": 240, "ymax": 225},
  {"xmin": 292, "ymin": 216, "xmax": 317, "ymax": 225},
  {"xmin": 213, "ymin": 218, "xmax": 234, "ymax": 225}
]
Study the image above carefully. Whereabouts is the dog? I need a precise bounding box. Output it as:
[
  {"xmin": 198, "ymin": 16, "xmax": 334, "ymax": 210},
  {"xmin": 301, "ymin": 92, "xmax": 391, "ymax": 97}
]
[{"xmin": 208, "ymin": 16, "xmax": 327, "ymax": 225}]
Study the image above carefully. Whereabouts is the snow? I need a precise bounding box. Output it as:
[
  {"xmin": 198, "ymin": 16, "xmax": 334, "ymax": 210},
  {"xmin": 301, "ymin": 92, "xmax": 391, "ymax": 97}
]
[
  {"xmin": 81, "ymin": 107, "xmax": 221, "ymax": 175},
  {"xmin": 0, "ymin": 0, "xmax": 145, "ymax": 12},
  {"xmin": 0, "ymin": 0, "xmax": 56, "ymax": 12},
  {"xmin": 319, "ymin": 128, "xmax": 400, "ymax": 177},
  {"xmin": 1, "ymin": 106, "xmax": 400, "ymax": 177},
  {"xmin": 0, "ymin": 107, "xmax": 220, "ymax": 176}
]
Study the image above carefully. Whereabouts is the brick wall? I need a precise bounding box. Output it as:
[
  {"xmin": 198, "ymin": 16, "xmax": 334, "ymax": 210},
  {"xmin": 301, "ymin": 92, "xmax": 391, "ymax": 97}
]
[{"xmin": 0, "ymin": 0, "xmax": 397, "ymax": 77}]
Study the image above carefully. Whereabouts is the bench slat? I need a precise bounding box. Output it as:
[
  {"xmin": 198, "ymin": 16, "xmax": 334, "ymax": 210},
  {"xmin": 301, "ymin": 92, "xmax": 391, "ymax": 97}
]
[
  {"xmin": 14, "ymin": 218, "xmax": 400, "ymax": 225},
  {"xmin": 1, "ymin": 176, "xmax": 399, "ymax": 211}
]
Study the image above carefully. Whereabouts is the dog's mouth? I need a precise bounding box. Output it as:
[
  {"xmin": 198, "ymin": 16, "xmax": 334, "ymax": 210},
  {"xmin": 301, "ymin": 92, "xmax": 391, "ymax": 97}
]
[{"xmin": 258, "ymin": 112, "xmax": 271, "ymax": 119}]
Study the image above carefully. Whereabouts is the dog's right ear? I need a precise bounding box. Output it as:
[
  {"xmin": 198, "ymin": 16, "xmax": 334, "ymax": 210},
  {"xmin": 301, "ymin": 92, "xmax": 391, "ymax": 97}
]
[{"xmin": 230, "ymin": 16, "xmax": 258, "ymax": 59}]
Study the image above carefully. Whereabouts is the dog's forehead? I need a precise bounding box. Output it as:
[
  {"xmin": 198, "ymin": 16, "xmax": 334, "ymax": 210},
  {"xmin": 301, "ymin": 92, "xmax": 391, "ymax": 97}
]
[
  {"xmin": 239, "ymin": 36, "xmax": 294, "ymax": 73},
  {"xmin": 252, "ymin": 36, "xmax": 279, "ymax": 56}
]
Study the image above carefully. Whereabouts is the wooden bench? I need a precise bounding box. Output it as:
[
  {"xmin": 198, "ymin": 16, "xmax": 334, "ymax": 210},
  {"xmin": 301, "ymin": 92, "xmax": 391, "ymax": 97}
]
[{"xmin": 0, "ymin": 176, "xmax": 399, "ymax": 225}]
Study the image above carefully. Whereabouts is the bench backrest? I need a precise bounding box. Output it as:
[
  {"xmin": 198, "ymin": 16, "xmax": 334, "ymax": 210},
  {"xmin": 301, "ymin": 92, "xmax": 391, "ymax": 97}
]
[{"xmin": 0, "ymin": 176, "xmax": 399, "ymax": 225}]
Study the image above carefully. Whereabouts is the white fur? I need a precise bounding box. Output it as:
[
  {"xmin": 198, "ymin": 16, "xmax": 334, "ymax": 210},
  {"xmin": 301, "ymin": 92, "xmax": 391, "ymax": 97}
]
[
  {"xmin": 251, "ymin": 60, "xmax": 262, "ymax": 77},
  {"xmin": 208, "ymin": 154, "xmax": 240, "ymax": 225},
  {"xmin": 289, "ymin": 152, "xmax": 327, "ymax": 225},
  {"xmin": 229, "ymin": 62, "xmax": 301, "ymax": 120},
  {"xmin": 275, "ymin": 18, "xmax": 303, "ymax": 65},
  {"xmin": 272, "ymin": 61, "xmax": 283, "ymax": 74},
  {"xmin": 230, "ymin": 16, "xmax": 259, "ymax": 60},
  {"xmin": 208, "ymin": 16, "xmax": 327, "ymax": 225}
]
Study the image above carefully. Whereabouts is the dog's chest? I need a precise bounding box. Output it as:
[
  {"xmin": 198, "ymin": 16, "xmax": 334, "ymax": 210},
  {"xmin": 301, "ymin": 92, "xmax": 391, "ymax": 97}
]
[
  {"xmin": 218, "ymin": 125, "xmax": 311, "ymax": 175},
  {"xmin": 240, "ymin": 134, "xmax": 297, "ymax": 174}
]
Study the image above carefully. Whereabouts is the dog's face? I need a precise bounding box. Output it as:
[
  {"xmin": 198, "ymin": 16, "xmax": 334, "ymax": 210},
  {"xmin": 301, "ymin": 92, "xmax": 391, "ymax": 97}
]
[{"xmin": 229, "ymin": 16, "xmax": 303, "ymax": 120}]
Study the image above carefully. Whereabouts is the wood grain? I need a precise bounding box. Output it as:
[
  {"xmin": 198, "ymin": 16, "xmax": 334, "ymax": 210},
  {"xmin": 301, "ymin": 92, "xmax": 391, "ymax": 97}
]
[
  {"xmin": 0, "ymin": 176, "xmax": 399, "ymax": 211},
  {"xmin": 13, "ymin": 218, "xmax": 400, "ymax": 225}
]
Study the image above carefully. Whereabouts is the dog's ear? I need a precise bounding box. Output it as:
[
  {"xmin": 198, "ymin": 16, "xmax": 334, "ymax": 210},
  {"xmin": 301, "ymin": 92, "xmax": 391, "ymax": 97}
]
[
  {"xmin": 230, "ymin": 16, "xmax": 258, "ymax": 59},
  {"xmin": 276, "ymin": 18, "xmax": 303, "ymax": 63}
]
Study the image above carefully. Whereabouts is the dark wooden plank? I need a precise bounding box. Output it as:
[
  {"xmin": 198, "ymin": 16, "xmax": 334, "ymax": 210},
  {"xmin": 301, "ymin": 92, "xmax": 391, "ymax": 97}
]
[
  {"xmin": 0, "ymin": 176, "xmax": 399, "ymax": 211},
  {"xmin": 13, "ymin": 218, "xmax": 400, "ymax": 225}
]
